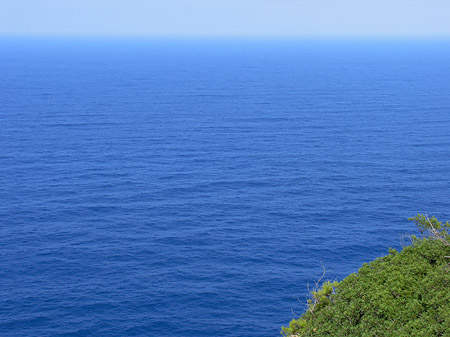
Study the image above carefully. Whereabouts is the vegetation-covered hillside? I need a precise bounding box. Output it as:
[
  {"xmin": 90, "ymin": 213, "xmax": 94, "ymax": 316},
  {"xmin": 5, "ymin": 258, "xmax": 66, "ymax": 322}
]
[{"xmin": 282, "ymin": 215, "xmax": 450, "ymax": 337}]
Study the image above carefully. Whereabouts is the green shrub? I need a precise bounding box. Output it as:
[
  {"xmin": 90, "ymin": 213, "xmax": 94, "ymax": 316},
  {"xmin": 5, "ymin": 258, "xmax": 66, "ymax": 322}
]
[{"xmin": 282, "ymin": 214, "xmax": 450, "ymax": 336}]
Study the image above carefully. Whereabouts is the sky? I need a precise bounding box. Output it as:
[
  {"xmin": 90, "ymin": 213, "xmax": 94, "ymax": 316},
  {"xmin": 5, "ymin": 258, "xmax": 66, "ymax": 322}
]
[{"xmin": 1, "ymin": 0, "xmax": 450, "ymax": 37}]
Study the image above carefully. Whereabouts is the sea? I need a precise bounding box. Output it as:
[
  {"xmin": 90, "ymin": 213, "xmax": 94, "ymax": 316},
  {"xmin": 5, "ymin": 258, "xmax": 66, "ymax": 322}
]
[{"xmin": 1, "ymin": 38, "xmax": 450, "ymax": 336}]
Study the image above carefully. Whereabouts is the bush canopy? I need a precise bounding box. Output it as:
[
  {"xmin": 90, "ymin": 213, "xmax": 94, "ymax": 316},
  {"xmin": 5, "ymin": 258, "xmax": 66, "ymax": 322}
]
[{"xmin": 282, "ymin": 214, "xmax": 450, "ymax": 337}]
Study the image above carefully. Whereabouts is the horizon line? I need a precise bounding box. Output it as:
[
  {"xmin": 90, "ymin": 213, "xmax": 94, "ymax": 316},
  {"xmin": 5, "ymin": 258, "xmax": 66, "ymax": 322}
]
[{"xmin": 1, "ymin": 33, "xmax": 450, "ymax": 40}]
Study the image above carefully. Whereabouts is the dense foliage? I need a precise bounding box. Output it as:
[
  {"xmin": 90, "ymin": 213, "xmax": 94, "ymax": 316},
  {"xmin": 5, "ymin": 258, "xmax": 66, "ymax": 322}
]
[{"xmin": 282, "ymin": 215, "xmax": 450, "ymax": 336}]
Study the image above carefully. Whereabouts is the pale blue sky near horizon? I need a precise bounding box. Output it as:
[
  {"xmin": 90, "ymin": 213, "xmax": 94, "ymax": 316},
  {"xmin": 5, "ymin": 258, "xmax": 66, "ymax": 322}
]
[{"xmin": 1, "ymin": 0, "xmax": 450, "ymax": 37}]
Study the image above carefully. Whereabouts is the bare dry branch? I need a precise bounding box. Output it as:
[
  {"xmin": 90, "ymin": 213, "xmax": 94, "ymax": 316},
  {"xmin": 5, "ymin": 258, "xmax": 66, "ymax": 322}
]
[{"xmin": 425, "ymin": 214, "xmax": 450, "ymax": 246}]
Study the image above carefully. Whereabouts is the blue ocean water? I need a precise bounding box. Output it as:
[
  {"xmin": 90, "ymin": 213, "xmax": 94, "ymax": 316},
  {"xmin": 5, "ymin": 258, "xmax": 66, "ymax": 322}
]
[{"xmin": 1, "ymin": 38, "xmax": 450, "ymax": 336}]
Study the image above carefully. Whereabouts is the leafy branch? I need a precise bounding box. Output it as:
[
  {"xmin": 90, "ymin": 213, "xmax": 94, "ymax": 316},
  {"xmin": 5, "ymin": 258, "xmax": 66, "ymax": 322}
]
[{"xmin": 408, "ymin": 214, "xmax": 450, "ymax": 257}]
